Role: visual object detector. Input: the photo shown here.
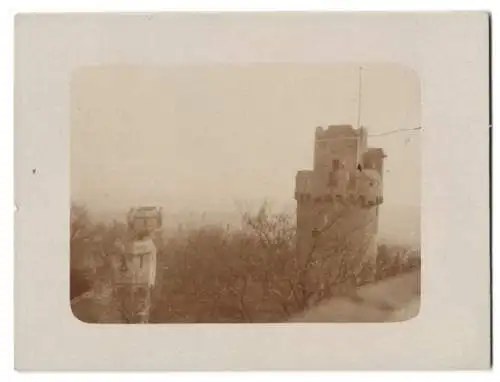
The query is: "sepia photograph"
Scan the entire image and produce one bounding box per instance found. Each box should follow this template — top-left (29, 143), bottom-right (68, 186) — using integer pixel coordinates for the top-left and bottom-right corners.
top-left (70, 63), bottom-right (421, 324)
top-left (14, 12), bottom-right (489, 370)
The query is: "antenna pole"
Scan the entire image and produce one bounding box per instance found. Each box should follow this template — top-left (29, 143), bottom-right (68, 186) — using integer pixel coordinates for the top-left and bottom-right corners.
top-left (356, 66), bottom-right (363, 166)
top-left (356, 66), bottom-right (363, 129)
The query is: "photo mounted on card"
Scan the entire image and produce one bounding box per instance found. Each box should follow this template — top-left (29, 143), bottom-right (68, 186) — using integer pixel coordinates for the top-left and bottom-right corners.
top-left (14, 12), bottom-right (491, 370)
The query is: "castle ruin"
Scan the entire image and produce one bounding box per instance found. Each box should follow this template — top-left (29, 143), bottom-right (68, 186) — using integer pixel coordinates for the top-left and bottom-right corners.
top-left (295, 125), bottom-right (385, 283)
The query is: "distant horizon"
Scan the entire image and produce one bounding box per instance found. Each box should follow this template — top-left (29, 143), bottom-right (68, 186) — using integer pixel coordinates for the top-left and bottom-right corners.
top-left (75, 199), bottom-right (421, 248)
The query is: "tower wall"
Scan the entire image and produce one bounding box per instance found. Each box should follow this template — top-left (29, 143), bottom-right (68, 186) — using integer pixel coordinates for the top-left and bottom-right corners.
top-left (295, 124), bottom-right (384, 280)
top-left (296, 200), bottom-right (378, 266)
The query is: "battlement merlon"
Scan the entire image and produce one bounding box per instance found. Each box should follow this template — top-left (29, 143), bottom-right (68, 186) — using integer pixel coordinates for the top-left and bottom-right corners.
top-left (295, 168), bottom-right (384, 207)
top-left (315, 124), bottom-right (367, 140)
top-left (314, 124), bottom-right (369, 165)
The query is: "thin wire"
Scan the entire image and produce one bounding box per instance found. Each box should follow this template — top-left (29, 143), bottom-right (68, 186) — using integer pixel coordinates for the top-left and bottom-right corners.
top-left (353, 65), bottom-right (421, 140)
top-left (367, 126), bottom-right (422, 138)
top-left (316, 127), bottom-right (422, 142)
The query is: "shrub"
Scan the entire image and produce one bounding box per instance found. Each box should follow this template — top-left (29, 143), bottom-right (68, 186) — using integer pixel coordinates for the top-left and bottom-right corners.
top-left (71, 202), bottom-right (420, 323)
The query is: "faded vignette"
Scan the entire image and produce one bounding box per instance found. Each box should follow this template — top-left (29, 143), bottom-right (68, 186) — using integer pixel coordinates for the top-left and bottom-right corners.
top-left (15, 13), bottom-right (490, 370)
top-left (69, 63), bottom-right (422, 325)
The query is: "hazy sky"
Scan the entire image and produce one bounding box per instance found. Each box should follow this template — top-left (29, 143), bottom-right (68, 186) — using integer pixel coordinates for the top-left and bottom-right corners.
top-left (71, 63), bottom-right (420, 217)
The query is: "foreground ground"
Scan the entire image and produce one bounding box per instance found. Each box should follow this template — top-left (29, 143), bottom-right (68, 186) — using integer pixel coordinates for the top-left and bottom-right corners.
top-left (71, 270), bottom-right (420, 323)
top-left (290, 270), bottom-right (420, 322)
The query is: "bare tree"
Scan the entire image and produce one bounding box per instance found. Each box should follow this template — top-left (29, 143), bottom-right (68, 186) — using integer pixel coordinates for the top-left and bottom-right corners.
top-left (70, 203), bottom-right (94, 299)
top-left (241, 201), bottom-right (378, 317)
top-left (70, 203), bottom-right (137, 322)
top-left (72, 201), bottom-right (417, 323)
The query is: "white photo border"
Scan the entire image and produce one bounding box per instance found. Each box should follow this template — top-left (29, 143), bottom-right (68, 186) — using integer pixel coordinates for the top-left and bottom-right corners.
top-left (14, 12), bottom-right (490, 371)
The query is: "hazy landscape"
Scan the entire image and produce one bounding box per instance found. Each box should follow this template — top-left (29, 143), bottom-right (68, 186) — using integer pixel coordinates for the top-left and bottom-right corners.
top-left (85, 202), bottom-right (420, 248)
top-left (70, 64), bottom-right (421, 323)
top-left (71, 201), bottom-right (420, 323)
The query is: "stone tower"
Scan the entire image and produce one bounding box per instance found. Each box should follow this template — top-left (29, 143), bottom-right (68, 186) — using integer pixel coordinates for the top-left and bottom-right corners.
top-left (295, 125), bottom-right (385, 281)
top-left (110, 206), bottom-right (163, 323)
